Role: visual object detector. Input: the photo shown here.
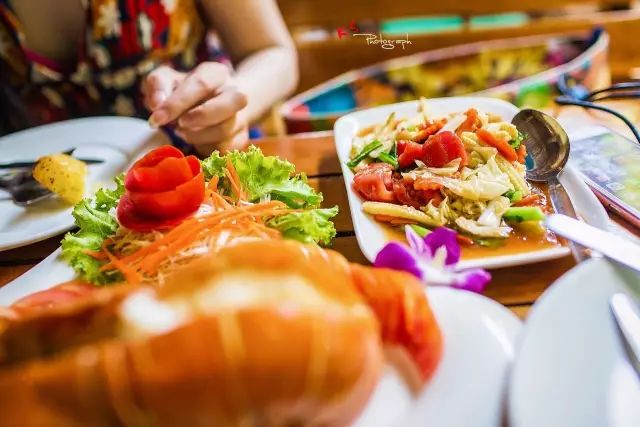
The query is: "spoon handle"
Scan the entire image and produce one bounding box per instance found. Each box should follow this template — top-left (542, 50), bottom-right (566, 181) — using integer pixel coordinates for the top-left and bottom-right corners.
top-left (548, 175), bottom-right (590, 262)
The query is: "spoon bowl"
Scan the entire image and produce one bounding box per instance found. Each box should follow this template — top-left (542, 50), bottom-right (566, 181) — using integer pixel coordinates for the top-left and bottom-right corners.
top-left (511, 109), bottom-right (571, 182)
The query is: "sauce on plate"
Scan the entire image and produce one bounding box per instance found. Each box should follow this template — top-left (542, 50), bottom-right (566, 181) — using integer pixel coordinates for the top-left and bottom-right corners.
top-left (381, 183), bottom-right (565, 259)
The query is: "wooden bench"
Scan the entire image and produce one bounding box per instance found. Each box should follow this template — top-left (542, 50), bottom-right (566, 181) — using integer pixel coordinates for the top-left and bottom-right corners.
top-left (277, 0), bottom-right (640, 92)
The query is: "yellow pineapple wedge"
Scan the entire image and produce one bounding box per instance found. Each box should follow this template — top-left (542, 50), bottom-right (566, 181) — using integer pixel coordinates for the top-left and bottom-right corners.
top-left (32, 154), bottom-right (87, 204)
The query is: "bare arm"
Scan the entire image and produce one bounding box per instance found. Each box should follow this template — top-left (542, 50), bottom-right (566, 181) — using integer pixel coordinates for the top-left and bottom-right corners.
top-left (199, 0), bottom-right (298, 122)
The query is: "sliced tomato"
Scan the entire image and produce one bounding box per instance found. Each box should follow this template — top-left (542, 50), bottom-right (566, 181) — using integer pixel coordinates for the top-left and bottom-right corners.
top-left (392, 176), bottom-right (441, 209)
top-left (131, 145), bottom-right (184, 169)
top-left (398, 141), bottom-right (424, 168)
top-left (396, 140), bottom-right (408, 156)
top-left (125, 156), bottom-right (195, 192)
top-left (127, 172), bottom-right (205, 219)
top-left (117, 193), bottom-right (192, 232)
top-left (352, 163), bottom-right (395, 203)
top-left (11, 281), bottom-right (96, 312)
top-left (421, 131), bottom-right (467, 169)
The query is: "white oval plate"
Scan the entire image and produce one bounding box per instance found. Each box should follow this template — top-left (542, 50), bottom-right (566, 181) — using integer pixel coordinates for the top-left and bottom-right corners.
top-left (333, 97), bottom-right (608, 269)
top-left (0, 117), bottom-right (168, 251)
top-left (0, 264), bottom-right (521, 427)
top-left (509, 257), bottom-right (640, 427)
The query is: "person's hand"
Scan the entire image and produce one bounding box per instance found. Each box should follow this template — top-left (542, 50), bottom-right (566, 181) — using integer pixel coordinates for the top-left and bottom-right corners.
top-left (143, 63), bottom-right (249, 156)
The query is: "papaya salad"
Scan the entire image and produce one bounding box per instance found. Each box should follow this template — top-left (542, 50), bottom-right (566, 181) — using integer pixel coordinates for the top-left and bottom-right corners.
top-left (61, 145), bottom-right (338, 286)
top-left (349, 99), bottom-right (549, 247)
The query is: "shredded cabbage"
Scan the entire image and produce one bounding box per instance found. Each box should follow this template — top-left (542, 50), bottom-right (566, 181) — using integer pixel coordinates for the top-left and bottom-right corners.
top-left (455, 217), bottom-right (512, 238)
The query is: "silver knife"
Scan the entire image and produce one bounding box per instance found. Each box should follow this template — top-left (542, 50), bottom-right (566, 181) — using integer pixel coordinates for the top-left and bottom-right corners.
top-left (610, 293), bottom-right (640, 378)
top-left (546, 214), bottom-right (640, 274)
top-left (548, 173), bottom-right (589, 262)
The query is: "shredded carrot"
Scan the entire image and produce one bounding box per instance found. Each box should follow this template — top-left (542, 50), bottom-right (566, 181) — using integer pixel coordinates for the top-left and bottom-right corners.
top-left (476, 128), bottom-right (518, 162)
top-left (456, 108), bottom-right (480, 135)
top-left (99, 201), bottom-right (291, 282)
top-left (513, 194), bottom-right (540, 207)
top-left (101, 242), bottom-right (141, 285)
top-left (517, 144), bottom-right (527, 164)
top-left (414, 178), bottom-right (443, 191)
top-left (456, 234), bottom-right (474, 246)
top-left (83, 249), bottom-right (108, 260)
top-left (225, 159), bottom-right (246, 201)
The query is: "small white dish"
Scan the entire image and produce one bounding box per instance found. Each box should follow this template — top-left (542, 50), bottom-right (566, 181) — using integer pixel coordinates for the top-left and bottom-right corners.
top-left (509, 257), bottom-right (640, 427)
top-left (356, 287), bottom-right (522, 427)
top-left (333, 97), bottom-right (607, 269)
top-left (0, 117), bottom-right (168, 251)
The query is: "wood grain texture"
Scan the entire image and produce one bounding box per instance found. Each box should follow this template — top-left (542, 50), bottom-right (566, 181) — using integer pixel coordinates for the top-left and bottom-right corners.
top-left (292, 11), bottom-right (640, 91)
top-left (508, 304), bottom-right (532, 320)
top-left (277, 0), bottom-right (632, 27)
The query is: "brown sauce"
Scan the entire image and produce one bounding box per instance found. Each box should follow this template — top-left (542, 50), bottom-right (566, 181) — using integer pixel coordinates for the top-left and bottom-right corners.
top-left (380, 183), bottom-right (565, 260)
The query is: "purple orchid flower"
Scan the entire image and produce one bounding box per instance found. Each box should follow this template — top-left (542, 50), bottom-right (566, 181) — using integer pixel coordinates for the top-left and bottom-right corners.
top-left (374, 226), bottom-right (491, 293)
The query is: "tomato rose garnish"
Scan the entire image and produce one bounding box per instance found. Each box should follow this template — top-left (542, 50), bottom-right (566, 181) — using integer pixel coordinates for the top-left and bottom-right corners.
top-left (117, 145), bottom-right (205, 232)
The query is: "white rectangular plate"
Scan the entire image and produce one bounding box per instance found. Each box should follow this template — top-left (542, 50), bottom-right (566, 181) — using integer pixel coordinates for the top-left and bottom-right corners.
top-left (334, 97), bottom-right (607, 269)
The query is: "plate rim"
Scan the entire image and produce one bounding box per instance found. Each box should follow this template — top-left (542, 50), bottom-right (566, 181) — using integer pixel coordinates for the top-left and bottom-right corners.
top-left (507, 256), bottom-right (640, 427)
top-left (0, 117), bottom-right (166, 251)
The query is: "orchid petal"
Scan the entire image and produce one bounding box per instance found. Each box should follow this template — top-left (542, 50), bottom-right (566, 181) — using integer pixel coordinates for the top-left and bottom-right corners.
top-left (424, 227), bottom-right (460, 266)
top-left (451, 269), bottom-right (492, 293)
top-left (404, 225), bottom-right (429, 257)
top-left (374, 242), bottom-right (423, 279)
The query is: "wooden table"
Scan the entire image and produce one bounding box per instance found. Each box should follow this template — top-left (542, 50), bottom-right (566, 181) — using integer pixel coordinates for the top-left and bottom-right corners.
top-left (1, 100), bottom-right (639, 319)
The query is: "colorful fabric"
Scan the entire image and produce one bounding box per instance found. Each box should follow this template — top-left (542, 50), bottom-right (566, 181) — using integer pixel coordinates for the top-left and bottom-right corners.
top-left (0, 0), bottom-right (230, 134)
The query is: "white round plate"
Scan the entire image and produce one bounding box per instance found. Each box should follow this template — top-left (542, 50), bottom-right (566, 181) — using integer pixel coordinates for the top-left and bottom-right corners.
top-left (510, 257), bottom-right (640, 427)
top-left (333, 97), bottom-right (609, 269)
top-left (0, 262), bottom-right (521, 427)
top-left (356, 287), bottom-right (522, 427)
top-left (0, 117), bottom-right (168, 251)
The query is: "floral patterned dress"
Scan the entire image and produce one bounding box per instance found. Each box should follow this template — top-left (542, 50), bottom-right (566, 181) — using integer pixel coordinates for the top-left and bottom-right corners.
top-left (0, 0), bottom-right (229, 134)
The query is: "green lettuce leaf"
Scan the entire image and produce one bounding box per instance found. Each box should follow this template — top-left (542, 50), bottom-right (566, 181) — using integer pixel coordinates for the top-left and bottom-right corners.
top-left (201, 145), bottom-right (322, 208)
top-left (60, 174), bottom-right (125, 285)
top-left (201, 151), bottom-right (227, 179)
top-left (266, 207), bottom-right (338, 246)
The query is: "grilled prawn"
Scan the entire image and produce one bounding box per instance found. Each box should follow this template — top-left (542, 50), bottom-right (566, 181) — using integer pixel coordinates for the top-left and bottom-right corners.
top-left (0, 239), bottom-right (442, 426)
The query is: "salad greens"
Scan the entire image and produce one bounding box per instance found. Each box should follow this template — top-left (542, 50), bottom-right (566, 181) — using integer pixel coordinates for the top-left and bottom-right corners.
top-left (509, 131), bottom-right (527, 150)
top-left (347, 140), bottom-right (383, 169)
top-left (61, 174), bottom-right (124, 285)
top-left (62, 146), bottom-right (338, 285)
top-left (202, 146), bottom-right (322, 208)
top-left (267, 207), bottom-right (338, 246)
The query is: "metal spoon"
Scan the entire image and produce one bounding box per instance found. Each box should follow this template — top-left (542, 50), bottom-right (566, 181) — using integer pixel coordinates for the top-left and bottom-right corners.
top-left (511, 109), bottom-right (588, 261)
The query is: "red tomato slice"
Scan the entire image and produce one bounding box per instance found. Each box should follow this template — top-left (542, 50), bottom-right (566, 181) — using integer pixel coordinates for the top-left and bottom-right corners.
top-left (421, 131), bottom-right (467, 169)
top-left (398, 141), bottom-right (424, 168)
top-left (117, 194), bottom-right (192, 232)
top-left (131, 145), bottom-right (184, 169)
top-left (397, 140), bottom-right (408, 155)
top-left (127, 172), bottom-right (205, 219)
top-left (125, 156), bottom-right (195, 192)
top-left (11, 281), bottom-right (96, 312)
top-left (352, 163), bottom-right (395, 203)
